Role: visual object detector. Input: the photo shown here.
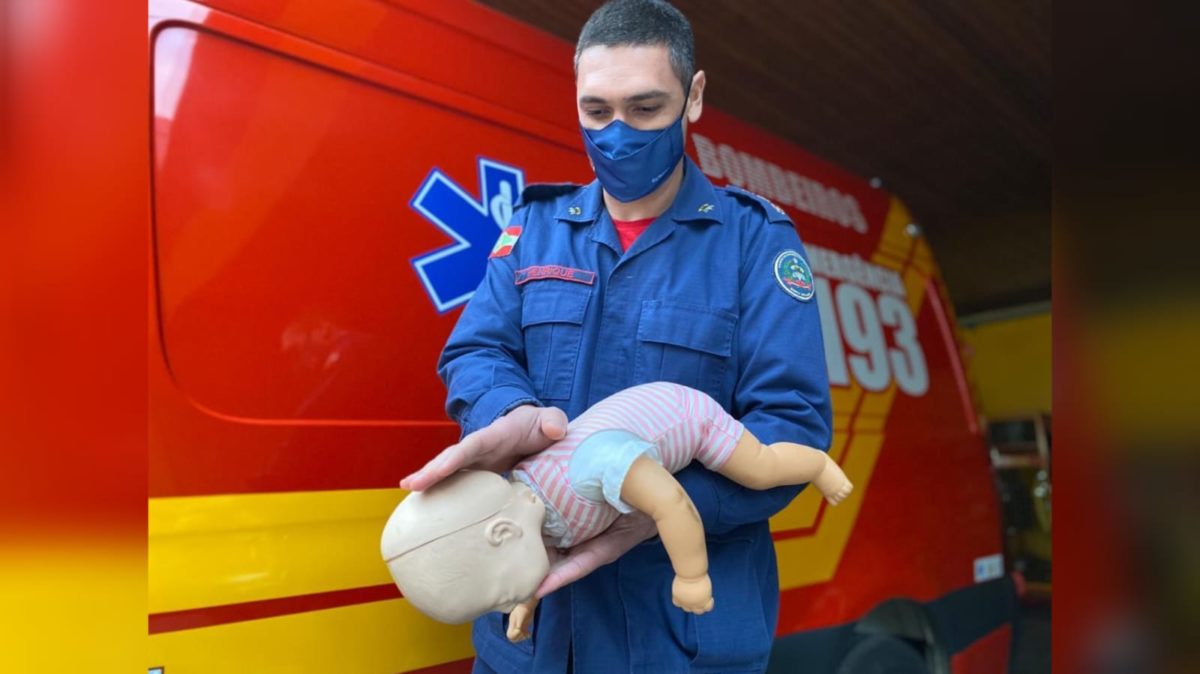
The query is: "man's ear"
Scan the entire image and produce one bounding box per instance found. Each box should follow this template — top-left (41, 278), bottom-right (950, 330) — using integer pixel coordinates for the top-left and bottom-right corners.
top-left (687, 70), bottom-right (706, 124)
top-left (485, 518), bottom-right (523, 546)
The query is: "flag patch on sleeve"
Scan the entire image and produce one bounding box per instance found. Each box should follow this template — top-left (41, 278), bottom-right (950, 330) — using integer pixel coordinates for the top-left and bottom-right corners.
top-left (489, 225), bottom-right (523, 259)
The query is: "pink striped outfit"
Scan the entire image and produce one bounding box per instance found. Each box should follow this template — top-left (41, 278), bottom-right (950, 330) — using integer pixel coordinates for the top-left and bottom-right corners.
top-left (511, 381), bottom-right (745, 548)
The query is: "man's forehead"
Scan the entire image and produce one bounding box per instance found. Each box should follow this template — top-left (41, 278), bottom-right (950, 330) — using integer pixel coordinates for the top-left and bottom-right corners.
top-left (575, 44), bottom-right (680, 99)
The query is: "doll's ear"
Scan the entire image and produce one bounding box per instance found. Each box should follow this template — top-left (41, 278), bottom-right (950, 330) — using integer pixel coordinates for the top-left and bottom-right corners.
top-left (484, 518), bottom-right (523, 546)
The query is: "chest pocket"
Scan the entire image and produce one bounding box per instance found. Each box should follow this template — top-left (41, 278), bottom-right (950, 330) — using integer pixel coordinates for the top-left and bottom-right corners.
top-left (521, 283), bottom-right (591, 402)
top-left (636, 300), bottom-right (736, 400)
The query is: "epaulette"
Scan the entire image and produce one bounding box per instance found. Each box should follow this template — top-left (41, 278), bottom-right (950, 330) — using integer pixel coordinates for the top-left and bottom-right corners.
top-left (518, 182), bottom-right (582, 208)
top-left (721, 184), bottom-right (794, 224)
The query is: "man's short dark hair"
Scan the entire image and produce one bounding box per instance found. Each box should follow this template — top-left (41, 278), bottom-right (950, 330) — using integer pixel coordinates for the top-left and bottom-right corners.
top-left (574, 0), bottom-right (696, 95)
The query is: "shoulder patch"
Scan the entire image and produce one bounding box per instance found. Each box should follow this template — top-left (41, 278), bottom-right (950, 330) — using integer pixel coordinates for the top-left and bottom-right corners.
top-left (518, 182), bottom-right (581, 208)
top-left (722, 184), bottom-right (793, 224)
top-left (773, 250), bottom-right (815, 301)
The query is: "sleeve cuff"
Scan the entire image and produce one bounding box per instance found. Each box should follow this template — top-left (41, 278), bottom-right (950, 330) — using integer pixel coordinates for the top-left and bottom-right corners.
top-left (463, 385), bottom-right (541, 435)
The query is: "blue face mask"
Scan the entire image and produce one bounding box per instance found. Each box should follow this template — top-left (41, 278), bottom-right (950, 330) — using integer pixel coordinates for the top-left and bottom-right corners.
top-left (581, 104), bottom-right (687, 203)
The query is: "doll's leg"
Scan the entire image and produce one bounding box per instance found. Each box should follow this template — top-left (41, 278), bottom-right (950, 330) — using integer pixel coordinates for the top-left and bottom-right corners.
top-left (718, 429), bottom-right (854, 505)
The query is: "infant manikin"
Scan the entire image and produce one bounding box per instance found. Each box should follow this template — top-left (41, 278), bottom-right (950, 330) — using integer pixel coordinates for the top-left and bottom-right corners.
top-left (381, 382), bottom-right (852, 642)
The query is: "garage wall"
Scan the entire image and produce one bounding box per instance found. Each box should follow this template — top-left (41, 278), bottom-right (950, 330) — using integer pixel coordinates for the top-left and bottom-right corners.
top-left (960, 311), bottom-right (1051, 418)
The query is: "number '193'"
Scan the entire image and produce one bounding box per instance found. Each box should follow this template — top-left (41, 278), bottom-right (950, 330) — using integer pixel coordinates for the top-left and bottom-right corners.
top-left (815, 277), bottom-right (929, 396)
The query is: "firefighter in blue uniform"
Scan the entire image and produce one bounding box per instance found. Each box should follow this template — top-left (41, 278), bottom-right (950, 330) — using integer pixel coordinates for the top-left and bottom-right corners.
top-left (401, 1), bottom-right (831, 671)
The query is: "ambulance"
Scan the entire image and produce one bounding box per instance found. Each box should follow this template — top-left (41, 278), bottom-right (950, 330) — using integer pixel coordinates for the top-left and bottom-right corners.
top-left (148, 0), bottom-right (1018, 671)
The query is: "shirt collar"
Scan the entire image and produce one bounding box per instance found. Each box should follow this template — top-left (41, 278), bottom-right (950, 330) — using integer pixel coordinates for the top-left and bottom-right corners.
top-left (555, 155), bottom-right (722, 225)
top-left (668, 155), bottom-right (722, 224)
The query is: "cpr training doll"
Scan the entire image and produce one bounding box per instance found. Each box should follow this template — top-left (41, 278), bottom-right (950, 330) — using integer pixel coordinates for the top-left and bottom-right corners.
top-left (381, 381), bottom-right (852, 643)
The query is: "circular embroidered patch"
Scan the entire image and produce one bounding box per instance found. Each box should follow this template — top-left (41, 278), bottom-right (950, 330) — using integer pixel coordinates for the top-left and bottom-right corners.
top-left (773, 250), bottom-right (815, 302)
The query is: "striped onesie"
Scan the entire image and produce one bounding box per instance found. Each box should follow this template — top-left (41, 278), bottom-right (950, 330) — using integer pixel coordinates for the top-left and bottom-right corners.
top-left (511, 382), bottom-right (745, 548)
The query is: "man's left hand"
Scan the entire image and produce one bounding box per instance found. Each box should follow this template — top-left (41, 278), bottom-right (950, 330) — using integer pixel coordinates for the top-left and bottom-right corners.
top-left (534, 512), bottom-right (657, 598)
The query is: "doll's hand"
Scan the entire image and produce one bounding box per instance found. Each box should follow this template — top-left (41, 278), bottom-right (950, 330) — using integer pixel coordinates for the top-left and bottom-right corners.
top-left (534, 512), bottom-right (656, 598)
top-left (401, 404), bottom-right (567, 491)
top-left (672, 574), bottom-right (714, 615)
top-left (506, 598), bottom-right (538, 643)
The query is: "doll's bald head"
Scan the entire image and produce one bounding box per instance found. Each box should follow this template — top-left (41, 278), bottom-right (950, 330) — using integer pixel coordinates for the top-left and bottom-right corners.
top-left (381, 471), bottom-right (549, 623)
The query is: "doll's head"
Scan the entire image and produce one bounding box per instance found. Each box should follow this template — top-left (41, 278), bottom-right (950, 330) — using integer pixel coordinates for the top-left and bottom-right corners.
top-left (380, 470), bottom-right (549, 624)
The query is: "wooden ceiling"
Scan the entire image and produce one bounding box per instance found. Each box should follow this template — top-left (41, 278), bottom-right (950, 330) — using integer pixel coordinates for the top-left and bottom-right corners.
top-left (478, 0), bottom-right (1050, 314)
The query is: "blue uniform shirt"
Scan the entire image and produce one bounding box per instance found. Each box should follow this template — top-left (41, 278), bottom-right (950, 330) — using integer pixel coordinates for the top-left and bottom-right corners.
top-left (438, 156), bottom-right (833, 674)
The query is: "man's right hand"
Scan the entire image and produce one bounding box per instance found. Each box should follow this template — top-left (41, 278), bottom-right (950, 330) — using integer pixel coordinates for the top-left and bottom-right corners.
top-left (399, 404), bottom-right (568, 492)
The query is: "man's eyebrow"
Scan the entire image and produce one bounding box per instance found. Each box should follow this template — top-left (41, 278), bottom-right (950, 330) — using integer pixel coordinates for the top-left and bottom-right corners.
top-left (624, 90), bottom-right (669, 103)
top-left (578, 90), bottom-right (671, 105)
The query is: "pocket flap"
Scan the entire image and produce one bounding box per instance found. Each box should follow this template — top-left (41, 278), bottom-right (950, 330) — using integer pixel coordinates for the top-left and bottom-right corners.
top-left (638, 301), bottom-right (736, 357)
top-left (521, 285), bottom-right (591, 328)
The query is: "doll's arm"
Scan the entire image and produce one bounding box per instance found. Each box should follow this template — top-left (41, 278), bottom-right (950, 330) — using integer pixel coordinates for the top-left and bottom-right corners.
top-left (506, 596), bottom-right (539, 643)
top-left (620, 456), bottom-right (714, 614)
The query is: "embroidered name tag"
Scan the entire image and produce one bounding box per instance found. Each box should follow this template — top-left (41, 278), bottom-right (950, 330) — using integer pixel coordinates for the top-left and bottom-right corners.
top-left (515, 265), bottom-right (596, 286)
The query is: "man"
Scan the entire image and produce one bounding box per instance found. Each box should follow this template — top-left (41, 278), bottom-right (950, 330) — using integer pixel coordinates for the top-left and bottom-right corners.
top-left (401, 0), bottom-right (832, 671)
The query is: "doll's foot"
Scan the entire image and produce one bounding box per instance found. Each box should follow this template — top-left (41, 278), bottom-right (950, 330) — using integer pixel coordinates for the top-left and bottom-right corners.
top-left (814, 454), bottom-right (853, 506)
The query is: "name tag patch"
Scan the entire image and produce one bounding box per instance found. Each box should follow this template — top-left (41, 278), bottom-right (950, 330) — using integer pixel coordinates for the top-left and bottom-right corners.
top-left (515, 265), bottom-right (596, 286)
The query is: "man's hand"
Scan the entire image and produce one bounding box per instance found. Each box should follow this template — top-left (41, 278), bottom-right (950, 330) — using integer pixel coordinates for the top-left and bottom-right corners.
top-left (400, 404), bottom-right (567, 491)
top-left (533, 512), bottom-right (657, 599)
